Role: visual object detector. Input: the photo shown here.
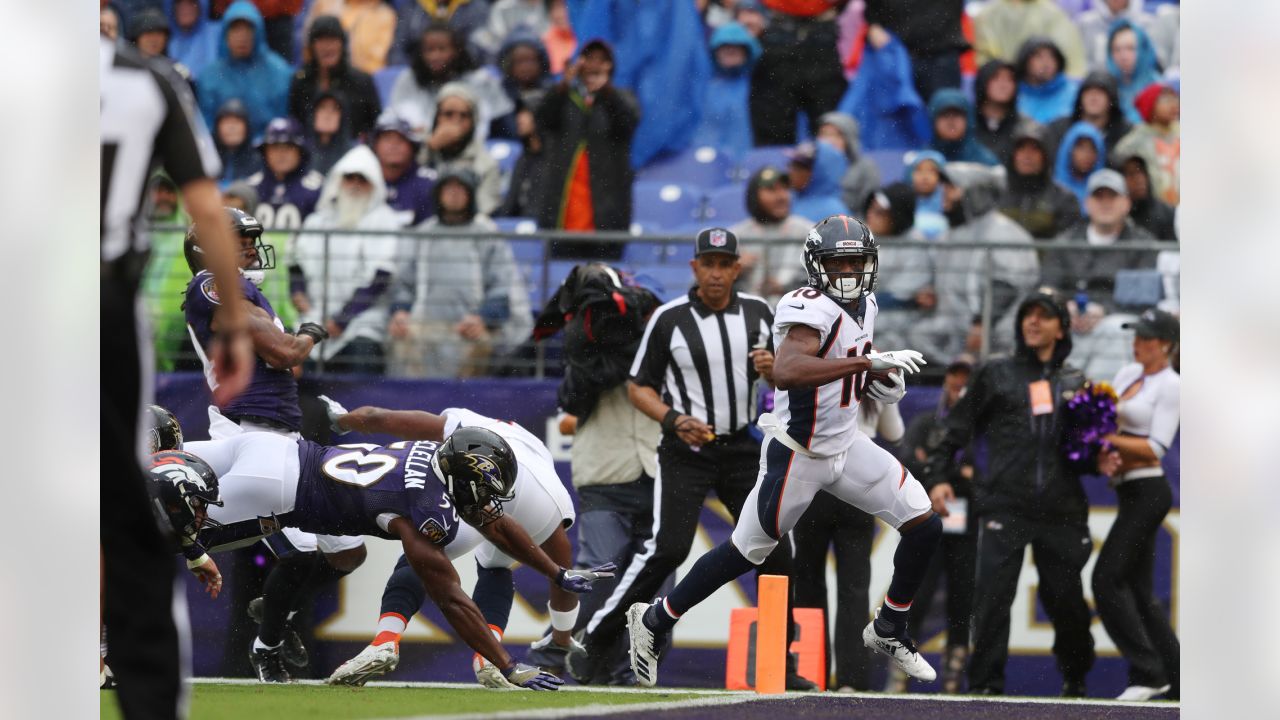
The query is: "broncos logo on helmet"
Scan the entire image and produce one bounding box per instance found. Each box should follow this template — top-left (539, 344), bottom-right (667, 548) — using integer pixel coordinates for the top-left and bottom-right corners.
top-left (802, 215), bottom-right (879, 304)
top-left (147, 451), bottom-right (224, 543)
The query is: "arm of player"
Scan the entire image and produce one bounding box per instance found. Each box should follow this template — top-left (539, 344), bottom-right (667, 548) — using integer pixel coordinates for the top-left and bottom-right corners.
top-left (771, 325), bottom-right (872, 391)
top-left (390, 516), bottom-right (514, 669)
top-left (336, 406), bottom-right (448, 440)
top-left (477, 514), bottom-right (563, 580)
top-left (241, 305), bottom-right (320, 369)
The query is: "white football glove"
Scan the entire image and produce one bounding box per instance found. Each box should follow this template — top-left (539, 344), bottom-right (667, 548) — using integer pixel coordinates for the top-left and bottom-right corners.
top-left (867, 349), bottom-right (927, 374)
top-left (866, 369), bottom-right (907, 404)
top-left (316, 394), bottom-right (350, 435)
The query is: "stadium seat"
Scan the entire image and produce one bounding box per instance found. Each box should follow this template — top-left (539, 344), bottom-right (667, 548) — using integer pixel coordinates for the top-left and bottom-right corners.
top-left (702, 183), bottom-right (748, 225)
top-left (623, 237), bottom-right (696, 265)
top-left (736, 146), bottom-right (791, 182)
top-left (486, 139), bottom-right (524, 176)
top-left (627, 263), bottom-right (693, 302)
top-left (526, 259), bottom-right (581, 310)
top-left (1113, 269), bottom-right (1165, 308)
top-left (373, 65), bottom-right (406, 107)
top-left (867, 149), bottom-right (909, 183)
top-left (635, 146), bottom-right (735, 189)
top-left (493, 217), bottom-right (538, 236)
top-left (632, 181), bottom-right (705, 230)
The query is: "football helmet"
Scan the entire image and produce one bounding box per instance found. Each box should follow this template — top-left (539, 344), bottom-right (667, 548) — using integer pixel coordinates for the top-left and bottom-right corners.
top-left (430, 427), bottom-right (518, 526)
top-left (147, 451), bottom-right (224, 542)
top-left (256, 116), bottom-right (308, 153)
top-left (184, 207), bottom-right (276, 282)
top-left (147, 404), bottom-right (184, 453)
top-left (802, 215), bottom-right (879, 303)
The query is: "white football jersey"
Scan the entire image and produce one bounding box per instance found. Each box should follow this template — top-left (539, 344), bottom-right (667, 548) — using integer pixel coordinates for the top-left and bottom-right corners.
top-left (771, 288), bottom-right (880, 457)
top-left (441, 408), bottom-right (556, 471)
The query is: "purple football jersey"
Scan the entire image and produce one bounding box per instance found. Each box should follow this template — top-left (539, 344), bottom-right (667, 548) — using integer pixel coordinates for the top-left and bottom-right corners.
top-left (384, 164), bottom-right (437, 226)
top-left (248, 168), bottom-right (323, 229)
top-left (184, 271), bottom-right (303, 430)
top-left (291, 438), bottom-right (459, 543)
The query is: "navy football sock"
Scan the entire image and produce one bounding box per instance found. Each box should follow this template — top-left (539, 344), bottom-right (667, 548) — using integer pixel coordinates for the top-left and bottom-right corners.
top-left (380, 554), bottom-right (427, 621)
top-left (646, 541), bottom-right (756, 633)
top-left (471, 564), bottom-right (514, 631)
top-left (259, 551), bottom-right (318, 646)
top-left (878, 513), bottom-right (942, 635)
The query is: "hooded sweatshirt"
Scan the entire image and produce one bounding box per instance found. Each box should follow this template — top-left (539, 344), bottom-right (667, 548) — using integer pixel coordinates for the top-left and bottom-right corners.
top-left (420, 82), bottom-right (504, 216)
top-left (729, 168), bottom-right (815, 295)
top-left (929, 88), bottom-right (1000, 166)
top-left (693, 22), bottom-right (761, 163)
top-left (213, 99), bottom-right (262, 186)
top-left (818, 112), bottom-right (881, 217)
top-left (294, 145), bottom-right (404, 359)
top-left (490, 31), bottom-right (553, 139)
top-left (997, 121), bottom-right (1081, 239)
top-left (905, 150), bottom-right (948, 240)
top-left (1053, 121), bottom-right (1106, 209)
top-left (388, 28), bottom-right (513, 144)
top-left (867, 182), bottom-right (931, 306)
top-left (1105, 19), bottom-right (1162, 125)
top-left (1117, 152), bottom-right (1176, 240)
top-left (1015, 36), bottom-right (1080, 124)
top-left (973, 59), bottom-right (1028, 165)
top-left (1045, 71), bottom-right (1133, 163)
top-left (974, 0), bottom-right (1087, 77)
top-left (164, 0), bottom-right (221, 78)
top-left (288, 16), bottom-right (383, 139)
top-left (835, 31), bottom-right (931, 150)
top-left (1114, 83), bottom-right (1179, 205)
top-left (196, 0), bottom-right (293, 136)
top-left (1078, 0), bottom-right (1166, 72)
top-left (791, 141), bottom-right (850, 223)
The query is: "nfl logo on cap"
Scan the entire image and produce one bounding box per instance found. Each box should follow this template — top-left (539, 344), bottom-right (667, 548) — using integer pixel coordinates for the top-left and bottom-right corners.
top-left (710, 229), bottom-right (727, 247)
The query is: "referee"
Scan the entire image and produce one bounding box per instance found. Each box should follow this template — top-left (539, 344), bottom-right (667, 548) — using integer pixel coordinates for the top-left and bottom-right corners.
top-left (573, 228), bottom-right (810, 689)
top-left (101, 37), bottom-right (252, 719)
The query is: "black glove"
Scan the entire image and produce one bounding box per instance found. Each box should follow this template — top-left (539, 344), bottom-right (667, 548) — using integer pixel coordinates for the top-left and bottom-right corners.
top-left (297, 322), bottom-right (329, 344)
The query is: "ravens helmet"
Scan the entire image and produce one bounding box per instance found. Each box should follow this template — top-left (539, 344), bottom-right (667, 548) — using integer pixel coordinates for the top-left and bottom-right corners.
top-left (147, 404), bottom-right (184, 453)
top-left (802, 215), bottom-right (879, 304)
top-left (184, 207), bottom-right (275, 282)
top-left (431, 427), bottom-right (518, 526)
top-left (147, 451), bottom-right (224, 543)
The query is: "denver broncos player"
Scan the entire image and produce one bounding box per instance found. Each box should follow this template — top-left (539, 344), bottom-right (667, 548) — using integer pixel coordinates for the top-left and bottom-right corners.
top-left (625, 216), bottom-right (943, 687)
top-left (148, 426), bottom-right (612, 690)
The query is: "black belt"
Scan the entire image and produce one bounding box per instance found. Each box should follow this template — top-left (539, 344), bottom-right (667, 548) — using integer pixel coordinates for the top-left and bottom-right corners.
top-left (662, 426), bottom-right (753, 446)
top-left (228, 414), bottom-right (296, 433)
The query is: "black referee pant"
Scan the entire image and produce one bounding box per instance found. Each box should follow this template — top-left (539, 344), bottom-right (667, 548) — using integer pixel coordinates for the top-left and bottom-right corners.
top-left (584, 431), bottom-right (795, 657)
top-left (102, 279), bottom-right (186, 720)
top-left (968, 511), bottom-right (1096, 694)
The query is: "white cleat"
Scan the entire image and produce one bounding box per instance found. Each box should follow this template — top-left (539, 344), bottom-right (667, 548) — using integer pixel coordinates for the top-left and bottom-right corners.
top-left (626, 603), bottom-right (661, 688)
top-left (1117, 684), bottom-right (1171, 701)
top-left (473, 655), bottom-right (518, 689)
top-left (326, 641), bottom-right (399, 686)
top-left (862, 621), bottom-right (936, 683)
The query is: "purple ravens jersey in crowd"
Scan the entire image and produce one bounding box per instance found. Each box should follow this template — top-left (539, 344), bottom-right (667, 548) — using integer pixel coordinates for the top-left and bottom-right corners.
top-left (248, 168), bottom-right (324, 229)
top-left (184, 270), bottom-right (303, 430)
top-left (291, 438), bottom-right (459, 544)
top-left (384, 163), bottom-right (437, 226)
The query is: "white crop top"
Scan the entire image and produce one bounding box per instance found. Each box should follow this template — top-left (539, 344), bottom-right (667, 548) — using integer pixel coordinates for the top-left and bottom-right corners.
top-left (1112, 363), bottom-right (1181, 459)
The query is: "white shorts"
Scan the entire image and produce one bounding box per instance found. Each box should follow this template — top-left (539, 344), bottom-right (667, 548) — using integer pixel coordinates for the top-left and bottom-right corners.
top-left (447, 445), bottom-right (576, 569)
top-left (731, 432), bottom-right (931, 565)
top-left (200, 406), bottom-right (365, 555)
top-left (185, 433), bottom-right (301, 531)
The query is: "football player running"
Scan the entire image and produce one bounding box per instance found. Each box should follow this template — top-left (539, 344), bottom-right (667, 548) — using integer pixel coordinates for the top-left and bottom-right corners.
top-left (147, 426), bottom-right (612, 690)
top-left (625, 215), bottom-right (943, 687)
top-left (317, 399), bottom-right (598, 688)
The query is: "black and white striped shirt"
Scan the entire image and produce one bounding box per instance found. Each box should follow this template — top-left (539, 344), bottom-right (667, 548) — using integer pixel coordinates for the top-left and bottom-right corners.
top-left (630, 288), bottom-right (774, 436)
top-left (100, 37), bottom-right (220, 286)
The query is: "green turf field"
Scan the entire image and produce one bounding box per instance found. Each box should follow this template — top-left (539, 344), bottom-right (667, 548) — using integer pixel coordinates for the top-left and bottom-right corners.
top-left (100, 683), bottom-right (705, 720)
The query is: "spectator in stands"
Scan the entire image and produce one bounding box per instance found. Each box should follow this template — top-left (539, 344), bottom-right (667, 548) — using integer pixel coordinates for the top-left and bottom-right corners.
top-left (1044, 169), bottom-right (1156, 310)
top-left (166, 0), bottom-right (221, 79)
top-left (693, 22), bottom-right (762, 164)
top-left (494, 101), bottom-right (545, 219)
top-left (729, 166), bottom-right (813, 296)
top-left (749, 0), bottom-right (847, 145)
top-left (541, 0), bottom-right (577, 74)
top-left (1054, 122), bottom-right (1106, 210)
top-left (535, 40), bottom-right (639, 259)
top-left (293, 145), bottom-right (403, 373)
top-left (129, 8), bottom-right (170, 59)
top-left (141, 173), bottom-right (190, 371)
top-left (816, 112), bottom-right (881, 218)
top-left (210, 0), bottom-right (301, 62)
top-left (787, 141), bottom-right (848, 224)
top-left (373, 116), bottom-right (437, 227)
top-left (974, 60), bottom-right (1027, 165)
top-left (862, 183), bottom-right (933, 352)
top-left (248, 117), bottom-right (326, 229)
top-left (1115, 82), bottom-right (1179, 206)
top-left (929, 89), bottom-right (1000, 166)
top-left (997, 121), bottom-right (1081, 239)
top-left (1064, 295), bottom-right (1133, 382)
top-left (303, 0), bottom-right (397, 74)
top-left (221, 180), bottom-right (259, 213)
top-left (1118, 151), bottom-right (1176, 240)
top-left (387, 0), bottom-right (490, 68)
top-left (388, 168), bottom-right (531, 378)
top-left (305, 91), bottom-right (355, 177)
top-left (1106, 20), bottom-right (1162, 125)
top-left (213, 99), bottom-right (261, 186)
top-left (198, 0), bottom-right (292, 137)
top-left (974, 0), bottom-right (1086, 78)
top-left (734, 0), bottom-right (767, 38)
top-left (472, 0), bottom-right (549, 64)
top-left (1079, 0), bottom-right (1176, 74)
top-left (906, 150), bottom-right (949, 241)
top-left (835, 24), bottom-right (931, 151)
top-left (863, 0), bottom-right (968, 104)
top-left (490, 32), bottom-right (552, 141)
top-left (1044, 71), bottom-right (1132, 164)
top-left (896, 356), bottom-right (977, 694)
top-left (389, 22), bottom-right (513, 142)
top-left (419, 83), bottom-right (503, 216)
top-left (288, 17), bottom-right (382, 140)
top-left (1015, 37), bottom-right (1080, 125)
top-left (101, 3), bottom-right (122, 41)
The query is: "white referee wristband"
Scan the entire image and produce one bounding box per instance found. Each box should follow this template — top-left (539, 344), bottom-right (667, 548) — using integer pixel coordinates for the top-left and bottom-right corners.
top-left (549, 604), bottom-right (579, 632)
top-left (186, 553), bottom-right (211, 570)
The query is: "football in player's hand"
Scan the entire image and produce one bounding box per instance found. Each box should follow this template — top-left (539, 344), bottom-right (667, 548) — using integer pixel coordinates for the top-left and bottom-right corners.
top-left (866, 367), bottom-right (900, 388)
